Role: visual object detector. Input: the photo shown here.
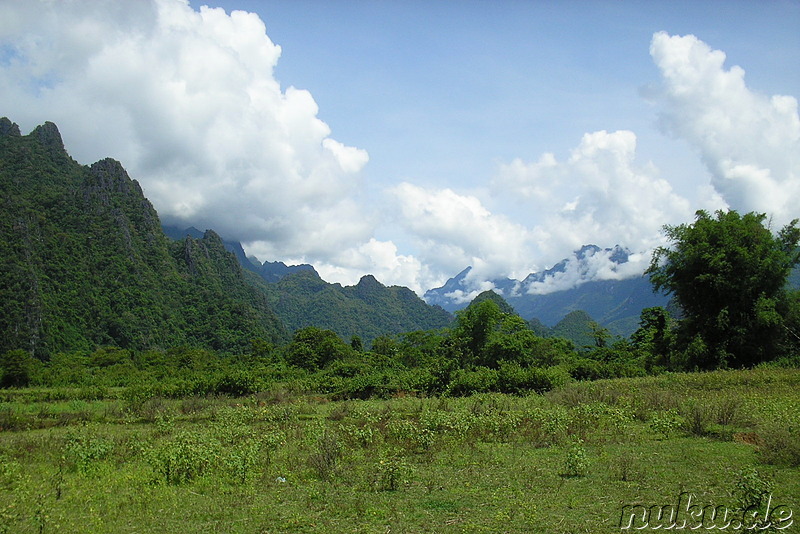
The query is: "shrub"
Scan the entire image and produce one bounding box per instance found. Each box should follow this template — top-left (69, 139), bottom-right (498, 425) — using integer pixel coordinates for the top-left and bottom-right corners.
top-left (341, 423), bottom-right (378, 448)
top-left (757, 404), bottom-right (800, 466)
top-left (376, 451), bottom-right (412, 491)
top-left (713, 394), bottom-right (743, 426)
top-left (222, 439), bottom-right (262, 485)
top-left (0, 454), bottom-right (23, 489)
top-left (334, 372), bottom-right (390, 400)
top-left (562, 439), bottom-right (589, 477)
top-left (611, 451), bottom-right (640, 482)
top-left (0, 405), bottom-right (26, 431)
top-left (681, 400), bottom-right (713, 436)
top-left (649, 409), bottom-right (683, 439)
top-left (63, 429), bottom-right (114, 474)
top-left (446, 367), bottom-right (498, 396)
top-left (148, 430), bottom-right (219, 485)
top-left (0, 350), bottom-right (35, 388)
top-left (386, 419), bottom-right (435, 452)
top-left (497, 362), bottom-right (558, 394)
top-left (211, 370), bottom-right (261, 397)
top-left (122, 383), bottom-right (156, 414)
top-left (526, 406), bottom-right (572, 446)
top-left (308, 429), bottom-right (342, 481)
top-left (734, 468), bottom-right (774, 510)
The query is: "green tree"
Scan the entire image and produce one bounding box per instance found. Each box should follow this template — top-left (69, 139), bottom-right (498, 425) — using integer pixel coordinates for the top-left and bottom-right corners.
top-left (451, 299), bottom-right (505, 366)
top-left (647, 210), bottom-right (800, 369)
top-left (350, 335), bottom-right (364, 352)
top-left (284, 327), bottom-right (353, 370)
top-left (631, 307), bottom-right (673, 368)
top-left (588, 321), bottom-right (611, 348)
top-left (0, 349), bottom-right (36, 387)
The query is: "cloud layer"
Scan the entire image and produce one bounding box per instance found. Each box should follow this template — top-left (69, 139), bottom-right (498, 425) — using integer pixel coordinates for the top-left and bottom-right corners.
top-left (1, 1), bottom-right (796, 296)
top-left (0, 0), bottom-right (373, 268)
top-left (493, 129), bottom-right (694, 268)
top-left (649, 31), bottom-right (799, 227)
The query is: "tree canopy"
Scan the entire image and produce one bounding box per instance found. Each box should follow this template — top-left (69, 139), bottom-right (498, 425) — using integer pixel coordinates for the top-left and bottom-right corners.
top-left (647, 210), bottom-right (800, 369)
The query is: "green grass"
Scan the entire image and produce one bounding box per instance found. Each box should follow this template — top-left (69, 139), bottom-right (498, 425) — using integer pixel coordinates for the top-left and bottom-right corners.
top-left (1, 368), bottom-right (799, 533)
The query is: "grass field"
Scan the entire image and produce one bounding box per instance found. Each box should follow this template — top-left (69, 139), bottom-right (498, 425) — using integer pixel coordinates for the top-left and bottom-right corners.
top-left (1, 368), bottom-right (798, 533)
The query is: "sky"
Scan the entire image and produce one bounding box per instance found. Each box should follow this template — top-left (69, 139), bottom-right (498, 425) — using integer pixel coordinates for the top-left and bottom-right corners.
top-left (0, 0), bottom-right (798, 296)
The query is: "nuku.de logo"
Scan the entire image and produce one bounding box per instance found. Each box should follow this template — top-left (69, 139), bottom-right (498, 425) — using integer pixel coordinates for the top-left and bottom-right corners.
top-left (619, 492), bottom-right (794, 530)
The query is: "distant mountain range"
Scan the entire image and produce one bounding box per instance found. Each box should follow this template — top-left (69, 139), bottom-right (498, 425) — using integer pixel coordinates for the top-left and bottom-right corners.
top-left (6, 117), bottom-right (793, 355)
top-left (162, 225), bottom-right (452, 343)
top-left (162, 225), bottom-right (318, 283)
top-left (425, 245), bottom-right (670, 337)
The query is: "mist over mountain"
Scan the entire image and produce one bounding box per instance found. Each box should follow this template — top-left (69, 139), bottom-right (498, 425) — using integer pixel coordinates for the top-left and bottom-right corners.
top-left (163, 224), bottom-right (318, 284)
top-left (425, 245), bottom-right (669, 336)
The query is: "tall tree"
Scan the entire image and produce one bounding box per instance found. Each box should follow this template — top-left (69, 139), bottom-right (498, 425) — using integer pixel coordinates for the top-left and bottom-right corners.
top-left (647, 210), bottom-right (800, 369)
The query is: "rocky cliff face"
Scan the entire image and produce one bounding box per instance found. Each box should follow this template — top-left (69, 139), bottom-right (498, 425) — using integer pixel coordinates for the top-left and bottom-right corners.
top-left (0, 118), bottom-right (288, 356)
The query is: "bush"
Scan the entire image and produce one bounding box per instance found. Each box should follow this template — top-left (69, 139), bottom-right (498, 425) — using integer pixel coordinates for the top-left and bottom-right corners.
top-left (376, 451), bottom-right (412, 491)
top-left (562, 438), bottom-right (589, 477)
top-left (333, 372), bottom-right (389, 400)
top-left (63, 430), bottom-right (114, 474)
top-left (734, 468), bottom-right (774, 510)
top-left (308, 430), bottom-right (342, 481)
top-left (148, 430), bottom-right (219, 485)
top-left (757, 404), bottom-right (800, 466)
top-left (681, 400), bottom-right (713, 436)
top-left (285, 327), bottom-right (353, 371)
top-left (446, 367), bottom-right (498, 396)
top-left (211, 370), bottom-right (262, 397)
top-left (0, 350), bottom-right (35, 388)
top-left (497, 362), bottom-right (559, 394)
top-left (649, 409), bottom-right (683, 439)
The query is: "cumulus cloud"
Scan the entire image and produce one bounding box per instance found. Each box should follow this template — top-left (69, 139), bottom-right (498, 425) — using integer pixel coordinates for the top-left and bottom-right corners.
top-left (388, 127), bottom-right (695, 297)
top-left (0, 0), bottom-right (379, 268)
top-left (305, 238), bottom-right (430, 294)
top-left (491, 129), bottom-right (694, 277)
top-left (2, 7), bottom-right (795, 300)
top-left (526, 248), bottom-right (650, 296)
top-left (390, 183), bottom-right (538, 282)
top-left (649, 31), bottom-right (800, 226)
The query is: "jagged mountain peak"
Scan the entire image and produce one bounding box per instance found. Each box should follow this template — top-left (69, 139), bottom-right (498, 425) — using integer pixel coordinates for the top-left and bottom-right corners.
top-left (424, 244), bottom-right (664, 337)
top-left (87, 158), bottom-right (144, 197)
top-left (32, 121), bottom-right (64, 149)
top-left (0, 118), bottom-right (289, 355)
top-left (31, 121), bottom-right (72, 163)
top-left (0, 117), bottom-right (21, 137)
top-left (428, 244), bottom-right (634, 310)
top-left (357, 274), bottom-right (383, 288)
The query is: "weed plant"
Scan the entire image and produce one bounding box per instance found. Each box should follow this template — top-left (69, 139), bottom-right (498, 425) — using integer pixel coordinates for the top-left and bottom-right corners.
top-left (0, 368), bottom-right (798, 532)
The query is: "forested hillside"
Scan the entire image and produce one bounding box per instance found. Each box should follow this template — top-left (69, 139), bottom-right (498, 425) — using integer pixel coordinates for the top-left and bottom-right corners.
top-left (260, 271), bottom-right (453, 346)
top-left (163, 228), bottom-right (453, 345)
top-left (0, 118), bottom-right (453, 356)
top-left (0, 118), bottom-right (287, 356)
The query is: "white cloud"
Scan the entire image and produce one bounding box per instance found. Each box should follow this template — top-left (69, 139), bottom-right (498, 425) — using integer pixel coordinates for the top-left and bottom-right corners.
top-left (389, 182), bottom-right (538, 282)
top-left (0, 0), bottom-right (382, 268)
top-left (304, 238), bottom-right (430, 294)
top-left (2, 6), bottom-right (795, 301)
top-left (393, 127), bottom-right (696, 298)
top-left (526, 248), bottom-right (650, 296)
top-left (493, 129), bottom-right (694, 274)
top-left (649, 31), bottom-right (800, 226)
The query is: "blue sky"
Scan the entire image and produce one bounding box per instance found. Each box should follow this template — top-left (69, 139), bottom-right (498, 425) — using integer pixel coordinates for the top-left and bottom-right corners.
top-left (219, 0), bottom-right (798, 185)
top-left (1, 0), bottom-right (798, 295)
